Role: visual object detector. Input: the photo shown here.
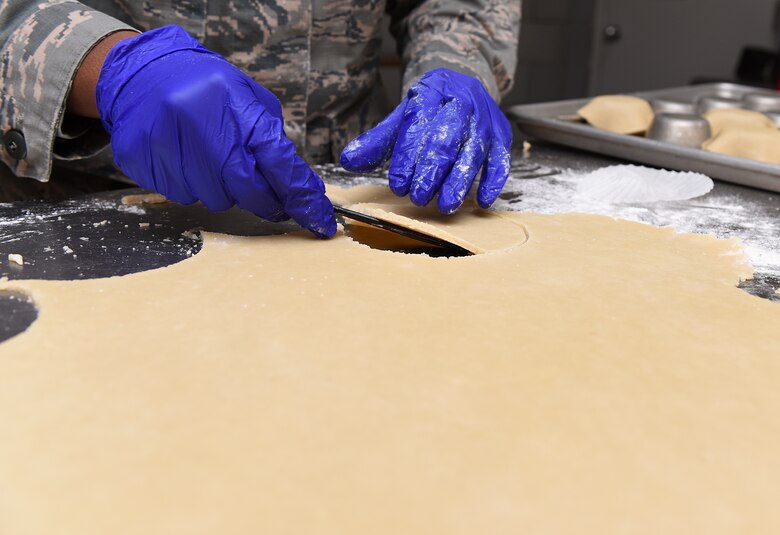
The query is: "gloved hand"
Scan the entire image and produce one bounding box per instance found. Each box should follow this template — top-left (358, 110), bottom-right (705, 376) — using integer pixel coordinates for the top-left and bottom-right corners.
top-left (96, 25), bottom-right (336, 238)
top-left (340, 68), bottom-right (512, 214)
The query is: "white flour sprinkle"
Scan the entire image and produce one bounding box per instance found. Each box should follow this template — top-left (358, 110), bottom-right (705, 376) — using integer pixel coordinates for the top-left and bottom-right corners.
top-left (495, 166), bottom-right (780, 278)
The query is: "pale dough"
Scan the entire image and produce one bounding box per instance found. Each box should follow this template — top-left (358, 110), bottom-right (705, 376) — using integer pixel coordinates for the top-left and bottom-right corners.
top-left (703, 127), bottom-right (780, 164)
top-left (577, 95), bottom-right (655, 135)
top-left (328, 187), bottom-right (528, 254)
top-left (703, 108), bottom-right (776, 136)
top-left (121, 193), bottom-right (168, 205)
top-left (1, 184), bottom-right (780, 534)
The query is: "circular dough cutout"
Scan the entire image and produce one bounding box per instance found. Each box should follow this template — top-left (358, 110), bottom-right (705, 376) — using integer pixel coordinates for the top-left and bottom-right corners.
top-left (704, 108), bottom-right (776, 136)
top-left (577, 95), bottom-right (654, 135)
top-left (0, 290), bottom-right (37, 344)
top-left (703, 127), bottom-right (780, 164)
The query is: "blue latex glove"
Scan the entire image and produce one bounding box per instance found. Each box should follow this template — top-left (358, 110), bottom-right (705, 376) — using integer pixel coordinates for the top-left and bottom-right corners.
top-left (340, 68), bottom-right (512, 214)
top-left (96, 25), bottom-right (336, 238)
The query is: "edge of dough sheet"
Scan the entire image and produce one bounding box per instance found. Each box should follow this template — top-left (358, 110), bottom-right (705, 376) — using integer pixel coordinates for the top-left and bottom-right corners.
top-left (0, 185), bottom-right (757, 345)
top-left (327, 184), bottom-right (530, 255)
top-left (0, 184), bottom-right (756, 292)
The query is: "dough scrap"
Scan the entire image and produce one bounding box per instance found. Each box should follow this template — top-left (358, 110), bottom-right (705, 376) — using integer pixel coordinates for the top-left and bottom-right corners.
top-left (2, 185), bottom-right (780, 534)
top-left (121, 193), bottom-right (168, 205)
top-left (703, 127), bottom-right (780, 164)
top-left (578, 95), bottom-right (655, 135)
top-left (704, 108), bottom-right (776, 136)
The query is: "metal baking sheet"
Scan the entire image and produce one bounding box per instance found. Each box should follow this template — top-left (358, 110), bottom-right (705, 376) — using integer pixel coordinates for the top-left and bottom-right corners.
top-left (506, 83), bottom-right (780, 193)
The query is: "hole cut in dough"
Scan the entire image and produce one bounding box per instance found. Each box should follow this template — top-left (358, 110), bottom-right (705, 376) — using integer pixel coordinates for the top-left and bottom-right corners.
top-left (577, 95), bottom-right (655, 135)
top-left (0, 290), bottom-right (37, 344)
top-left (330, 185), bottom-right (529, 255)
top-left (343, 224), bottom-right (465, 257)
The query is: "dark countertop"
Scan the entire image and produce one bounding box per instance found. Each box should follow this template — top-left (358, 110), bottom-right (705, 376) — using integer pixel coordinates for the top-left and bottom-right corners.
top-left (1, 141), bottom-right (778, 343)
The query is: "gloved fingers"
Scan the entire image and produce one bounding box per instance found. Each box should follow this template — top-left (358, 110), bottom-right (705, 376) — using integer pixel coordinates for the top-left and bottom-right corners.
top-left (111, 121), bottom-right (199, 206)
top-left (222, 157), bottom-right (289, 222)
top-left (408, 98), bottom-right (472, 207)
top-left (437, 118), bottom-right (488, 214)
top-left (245, 78), bottom-right (285, 119)
top-left (340, 102), bottom-right (406, 172)
top-left (387, 87), bottom-right (443, 197)
top-left (249, 114), bottom-right (337, 237)
top-left (158, 102), bottom-right (238, 210)
top-left (273, 156), bottom-right (336, 237)
top-left (476, 132), bottom-right (512, 209)
top-left (121, 83), bottom-right (232, 210)
top-left (158, 113), bottom-right (234, 212)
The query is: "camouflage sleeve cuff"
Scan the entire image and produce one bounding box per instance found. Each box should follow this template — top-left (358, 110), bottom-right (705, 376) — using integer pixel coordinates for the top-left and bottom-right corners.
top-left (392, 0), bottom-right (521, 103)
top-left (402, 50), bottom-right (503, 102)
top-left (0, 1), bottom-right (136, 182)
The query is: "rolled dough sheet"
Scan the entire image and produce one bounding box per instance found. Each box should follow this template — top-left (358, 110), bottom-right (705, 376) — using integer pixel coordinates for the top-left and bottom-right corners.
top-left (1, 184), bottom-right (779, 534)
top-left (577, 95), bottom-right (654, 135)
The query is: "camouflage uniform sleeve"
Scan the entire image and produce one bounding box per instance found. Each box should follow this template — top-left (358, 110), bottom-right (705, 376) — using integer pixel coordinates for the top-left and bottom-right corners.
top-left (0, 0), bottom-right (136, 182)
top-left (387, 0), bottom-right (521, 102)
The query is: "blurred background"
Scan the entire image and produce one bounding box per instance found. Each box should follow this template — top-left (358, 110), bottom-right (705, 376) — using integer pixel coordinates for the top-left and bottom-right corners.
top-left (380, 0), bottom-right (780, 106)
top-left (6, 0), bottom-right (780, 200)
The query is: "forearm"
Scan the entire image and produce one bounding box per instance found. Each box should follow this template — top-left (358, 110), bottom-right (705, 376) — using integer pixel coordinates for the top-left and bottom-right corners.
top-left (388, 0), bottom-right (521, 101)
top-left (0, 0), bottom-right (135, 181)
top-left (67, 31), bottom-right (140, 118)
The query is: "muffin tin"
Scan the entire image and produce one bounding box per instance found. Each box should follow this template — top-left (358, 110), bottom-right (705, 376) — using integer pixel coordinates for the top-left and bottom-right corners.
top-left (506, 83), bottom-right (780, 193)
top-left (647, 113), bottom-right (711, 148)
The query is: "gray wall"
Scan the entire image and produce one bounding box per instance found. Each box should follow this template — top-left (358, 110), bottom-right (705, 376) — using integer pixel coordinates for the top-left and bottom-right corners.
top-left (380, 0), bottom-right (780, 108)
top-left (505, 0), bottom-right (595, 106)
top-left (589, 0), bottom-right (780, 94)
top-left (378, 0), bottom-right (596, 108)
